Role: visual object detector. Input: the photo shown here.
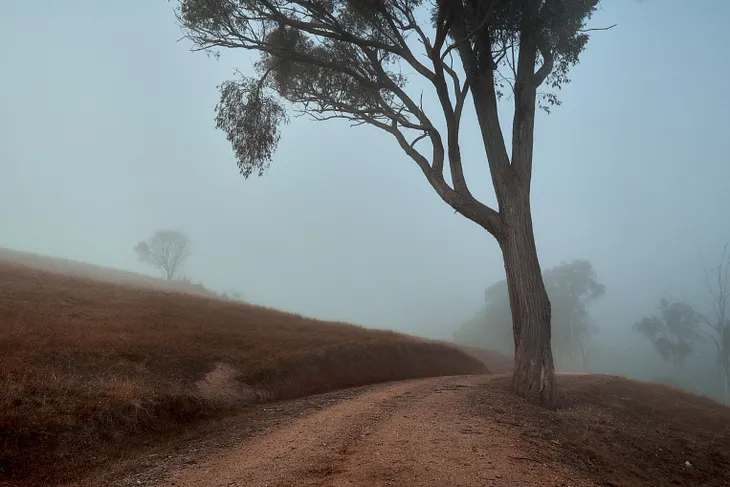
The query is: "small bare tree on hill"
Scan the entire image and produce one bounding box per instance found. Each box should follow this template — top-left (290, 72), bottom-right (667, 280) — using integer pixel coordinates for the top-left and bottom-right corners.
top-left (134, 230), bottom-right (192, 281)
top-left (175, 0), bottom-right (607, 408)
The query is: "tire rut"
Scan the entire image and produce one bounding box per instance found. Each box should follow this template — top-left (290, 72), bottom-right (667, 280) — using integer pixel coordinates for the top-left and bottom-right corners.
top-left (155, 379), bottom-right (438, 487)
top-left (98, 376), bottom-right (599, 487)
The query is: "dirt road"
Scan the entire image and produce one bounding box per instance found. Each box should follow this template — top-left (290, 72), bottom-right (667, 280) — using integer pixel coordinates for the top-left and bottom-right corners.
top-left (103, 375), bottom-right (596, 487)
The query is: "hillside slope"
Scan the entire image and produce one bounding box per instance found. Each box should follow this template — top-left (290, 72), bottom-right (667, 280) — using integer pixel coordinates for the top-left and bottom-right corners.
top-left (0, 247), bottom-right (220, 296)
top-left (0, 257), bottom-right (487, 486)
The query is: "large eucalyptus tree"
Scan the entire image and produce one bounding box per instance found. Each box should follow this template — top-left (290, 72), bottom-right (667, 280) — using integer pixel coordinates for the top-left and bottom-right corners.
top-left (175, 0), bottom-right (603, 408)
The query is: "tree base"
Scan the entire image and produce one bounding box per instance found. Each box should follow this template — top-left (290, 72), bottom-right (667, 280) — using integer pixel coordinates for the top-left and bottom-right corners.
top-left (511, 355), bottom-right (559, 410)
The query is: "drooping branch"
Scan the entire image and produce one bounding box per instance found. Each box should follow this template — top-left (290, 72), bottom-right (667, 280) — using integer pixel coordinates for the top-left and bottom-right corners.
top-left (178, 0), bottom-right (600, 240)
top-left (215, 69), bottom-right (289, 177)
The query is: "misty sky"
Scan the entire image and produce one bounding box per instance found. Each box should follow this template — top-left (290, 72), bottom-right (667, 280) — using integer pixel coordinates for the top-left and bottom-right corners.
top-left (1, 0), bottom-right (728, 345)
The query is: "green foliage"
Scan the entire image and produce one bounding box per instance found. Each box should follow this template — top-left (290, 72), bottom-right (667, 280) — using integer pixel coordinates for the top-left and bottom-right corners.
top-left (215, 77), bottom-right (289, 177)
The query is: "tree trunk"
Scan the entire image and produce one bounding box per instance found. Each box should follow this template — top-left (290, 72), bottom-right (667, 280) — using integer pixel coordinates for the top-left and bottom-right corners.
top-left (579, 344), bottom-right (589, 371)
top-left (723, 360), bottom-right (730, 404)
top-left (500, 195), bottom-right (559, 410)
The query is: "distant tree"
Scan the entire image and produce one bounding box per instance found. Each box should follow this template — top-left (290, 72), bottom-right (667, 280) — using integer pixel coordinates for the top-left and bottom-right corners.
top-left (175, 0), bottom-right (607, 408)
top-left (633, 299), bottom-right (702, 375)
top-left (701, 243), bottom-right (730, 402)
top-left (455, 260), bottom-right (605, 369)
top-left (134, 230), bottom-right (192, 281)
top-left (543, 260), bottom-right (605, 369)
top-left (454, 279), bottom-right (513, 355)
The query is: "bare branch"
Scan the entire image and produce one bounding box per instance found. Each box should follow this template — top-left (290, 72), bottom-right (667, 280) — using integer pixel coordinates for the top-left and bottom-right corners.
top-left (579, 24), bottom-right (617, 33)
top-left (135, 230), bottom-right (192, 280)
top-left (410, 131), bottom-right (430, 148)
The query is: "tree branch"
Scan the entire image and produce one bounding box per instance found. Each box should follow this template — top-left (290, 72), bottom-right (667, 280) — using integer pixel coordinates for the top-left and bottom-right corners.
top-left (579, 24), bottom-right (617, 33)
top-left (448, 12), bottom-right (511, 207)
top-left (533, 37), bottom-right (554, 87)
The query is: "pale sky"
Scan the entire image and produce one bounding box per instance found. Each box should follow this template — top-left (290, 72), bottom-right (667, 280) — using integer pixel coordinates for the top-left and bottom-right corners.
top-left (1, 0), bottom-right (728, 346)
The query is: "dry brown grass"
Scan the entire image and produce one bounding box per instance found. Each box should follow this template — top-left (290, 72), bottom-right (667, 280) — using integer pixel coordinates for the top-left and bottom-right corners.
top-left (0, 254), bottom-right (487, 486)
top-left (452, 344), bottom-right (514, 374)
top-left (471, 374), bottom-right (730, 487)
top-left (0, 247), bottom-right (219, 297)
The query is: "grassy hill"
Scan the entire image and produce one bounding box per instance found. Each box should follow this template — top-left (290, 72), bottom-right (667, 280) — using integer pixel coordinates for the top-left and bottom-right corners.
top-left (0, 247), bottom-right (222, 297)
top-left (0, 252), bottom-right (488, 485)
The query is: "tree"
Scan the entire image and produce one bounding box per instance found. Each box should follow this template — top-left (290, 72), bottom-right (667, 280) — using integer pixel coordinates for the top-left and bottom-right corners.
top-left (633, 299), bottom-right (702, 376)
top-left (176, 0), bottom-right (604, 408)
top-left (134, 230), bottom-right (192, 281)
top-left (454, 279), bottom-right (514, 355)
top-left (701, 243), bottom-right (730, 402)
top-left (543, 260), bottom-right (604, 369)
top-left (454, 260), bottom-right (604, 369)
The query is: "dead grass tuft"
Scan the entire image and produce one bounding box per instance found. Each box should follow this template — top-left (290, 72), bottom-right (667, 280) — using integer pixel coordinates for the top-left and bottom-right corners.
top-left (0, 254), bottom-right (487, 486)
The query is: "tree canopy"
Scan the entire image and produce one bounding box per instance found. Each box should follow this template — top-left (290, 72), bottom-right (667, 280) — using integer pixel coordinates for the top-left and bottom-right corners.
top-left (177, 0), bottom-right (599, 232)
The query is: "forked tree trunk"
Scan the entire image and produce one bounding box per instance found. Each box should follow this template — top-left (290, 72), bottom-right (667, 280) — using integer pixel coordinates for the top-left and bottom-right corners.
top-left (500, 195), bottom-right (559, 410)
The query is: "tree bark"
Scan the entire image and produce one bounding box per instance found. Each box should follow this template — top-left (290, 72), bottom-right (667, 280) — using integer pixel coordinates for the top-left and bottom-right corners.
top-left (499, 191), bottom-right (559, 410)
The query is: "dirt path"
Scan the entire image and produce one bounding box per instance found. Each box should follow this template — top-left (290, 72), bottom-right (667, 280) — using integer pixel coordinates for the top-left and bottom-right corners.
top-left (101, 375), bottom-right (597, 487)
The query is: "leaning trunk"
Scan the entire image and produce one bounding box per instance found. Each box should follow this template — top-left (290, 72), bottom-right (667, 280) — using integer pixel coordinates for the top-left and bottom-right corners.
top-left (500, 196), bottom-right (558, 409)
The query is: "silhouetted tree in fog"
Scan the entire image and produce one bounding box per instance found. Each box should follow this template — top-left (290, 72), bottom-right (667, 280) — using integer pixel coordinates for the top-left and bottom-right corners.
top-left (134, 230), bottom-right (192, 281)
top-left (544, 260), bottom-right (605, 369)
top-left (701, 243), bottom-right (730, 402)
top-left (454, 279), bottom-right (514, 355)
top-left (454, 260), bottom-right (604, 370)
top-left (175, 0), bottom-right (609, 408)
top-left (633, 299), bottom-right (702, 376)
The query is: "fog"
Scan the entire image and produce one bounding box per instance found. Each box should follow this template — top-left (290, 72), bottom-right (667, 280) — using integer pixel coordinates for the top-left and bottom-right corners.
top-left (1, 2), bottom-right (729, 396)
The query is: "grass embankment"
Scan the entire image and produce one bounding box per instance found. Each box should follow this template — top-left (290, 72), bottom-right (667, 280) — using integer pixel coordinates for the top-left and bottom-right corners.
top-left (474, 375), bottom-right (730, 486)
top-left (0, 255), bottom-right (487, 485)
